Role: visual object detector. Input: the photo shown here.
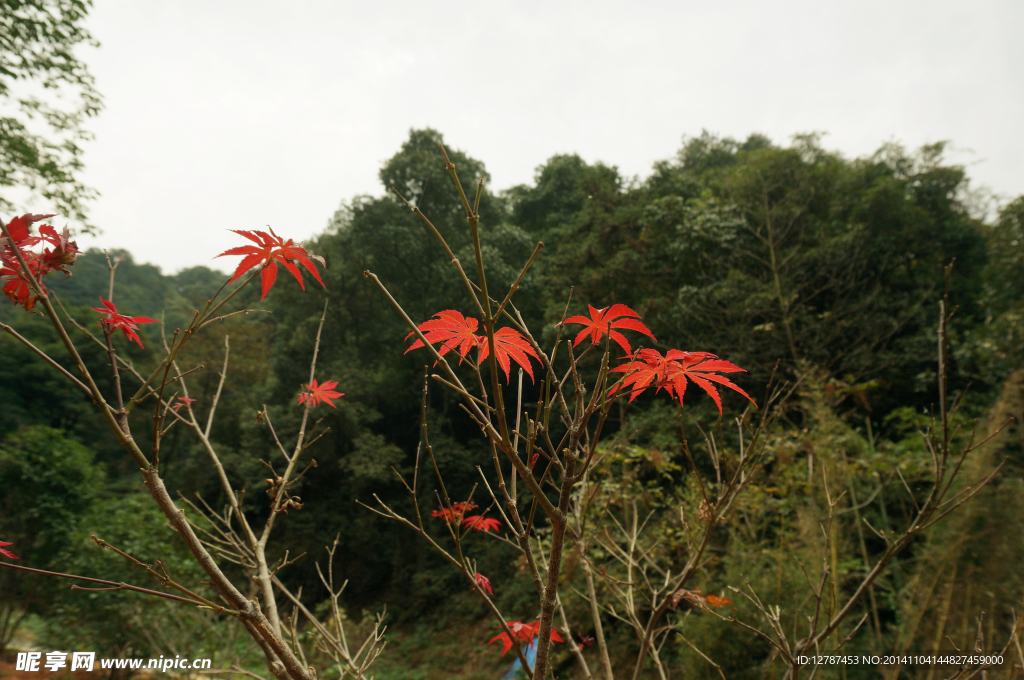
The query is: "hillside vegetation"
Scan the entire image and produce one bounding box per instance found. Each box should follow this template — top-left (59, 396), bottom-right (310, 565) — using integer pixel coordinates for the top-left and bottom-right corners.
top-left (2, 129), bottom-right (1023, 678)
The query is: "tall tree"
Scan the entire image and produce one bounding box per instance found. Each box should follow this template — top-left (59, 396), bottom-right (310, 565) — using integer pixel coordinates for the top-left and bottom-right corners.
top-left (1, 0), bottom-right (102, 225)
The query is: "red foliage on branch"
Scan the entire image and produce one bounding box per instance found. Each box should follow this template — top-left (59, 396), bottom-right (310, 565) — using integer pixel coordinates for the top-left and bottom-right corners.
top-left (297, 378), bottom-right (343, 408)
top-left (611, 349), bottom-right (755, 414)
top-left (560, 303), bottom-right (656, 354)
top-left (431, 502), bottom-right (501, 532)
top-left (37, 224), bottom-right (81, 275)
top-left (1, 257), bottom-right (47, 310)
top-left (488, 621), bottom-right (564, 657)
top-left (91, 298), bottom-right (158, 348)
top-left (0, 541), bottom-right (19, 560)
top-left (475, 572), bottom-right (493, 595)
top-left (173, 397), bottom-right (197, 412)
top-left (1, 214), bottom-right (80, 311)
top-left (405, 310), bottom-right (539, 382)
top-left (463, 516), bottom-right (502, 532)
top-left (217, 228), bottom-right (325, 300)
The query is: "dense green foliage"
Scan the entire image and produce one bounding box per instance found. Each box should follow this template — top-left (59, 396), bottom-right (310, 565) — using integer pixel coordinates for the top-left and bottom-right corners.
top-left (514, 134), bottom-right (989, 416)
top-left (0, 0), bottom-right (101, 225)
top-left (2, 129), bottom-right (1023, 677)
top-left (0, 426), bottom-right (103, 651)
top-left (43, 494), bottom-right (262, 670)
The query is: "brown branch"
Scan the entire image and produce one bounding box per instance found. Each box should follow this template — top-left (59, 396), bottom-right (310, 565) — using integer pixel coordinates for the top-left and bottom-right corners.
top-left (0, 321), bottom-right (91, 395)
top-left (0, 560), bottom-right (230, 611)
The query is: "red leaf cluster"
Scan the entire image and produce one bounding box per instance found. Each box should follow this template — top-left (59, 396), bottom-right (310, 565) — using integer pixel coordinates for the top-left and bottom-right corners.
top-left (475, 572), bottom-right (493, 595)
top-left (488, 621), bottom-right (564, 657)
top-left (0, 541), bottom-right (18, 560)
top-left (611, 349), bottom-right (755, 414)
top-left (464, 515), bottom-right (502, 532)
top-left (1, 214), bottom-right (80, 311)
top-left (217, 229), bottom-right (325, 300)
top-left (91, 298), bottom-right (158, 348)
top-left (297, 378), bottom-right (343, 408)
top-left (431, 502), bottom-right (502, 532)
top-left (405, 310), bottom-right (539, 382)
top-left (172, 397), bottom-right (197, 412)
top-left (561, 303), bottom-right (656, 354)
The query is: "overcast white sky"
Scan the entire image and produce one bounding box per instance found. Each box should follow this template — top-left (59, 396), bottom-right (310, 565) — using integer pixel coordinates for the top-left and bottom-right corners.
top-left (68, 0), bottom-right (1023, 275)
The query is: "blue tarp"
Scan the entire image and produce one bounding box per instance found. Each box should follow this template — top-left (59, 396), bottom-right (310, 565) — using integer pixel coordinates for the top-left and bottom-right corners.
top-left (501, 639), bottom-right (537, 679)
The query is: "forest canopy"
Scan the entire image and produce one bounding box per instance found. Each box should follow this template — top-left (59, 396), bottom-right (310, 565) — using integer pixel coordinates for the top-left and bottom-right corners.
top-left (2, 128), bottom-right (1023, 678)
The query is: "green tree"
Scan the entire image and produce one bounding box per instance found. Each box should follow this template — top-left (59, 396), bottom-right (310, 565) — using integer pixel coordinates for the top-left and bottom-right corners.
top-left (1, 0), bottom-right (102, 225)
top-left (0, 425), bottom-right (104, 652)
top-left (983, 196), bottom-right (1024, 313)
top-left (42, 495), bottom-right (261, 670)
top-left (963, 195), bottom-right (1024, 399)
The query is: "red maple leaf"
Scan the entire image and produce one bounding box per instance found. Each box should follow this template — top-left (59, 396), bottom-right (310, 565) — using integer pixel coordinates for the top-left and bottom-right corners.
top-left (488, 621), bottom-right (564, 657)
top-left (561, 303), bottom-right (656, 354)
top-left (482, 327), bottom-right (540, 383)
top-left (91, 298), bottom-right (158, 348)
top-left (2, 214), bottom-right (55, 247)
top-left (37, 224), bottom-right (80, 274)
top-left (406, 310), bottom-right (481, 362)
top-left (172, 397), bottom-right (197, 412)
top-left (1, 255), bottom-right (49, 310)
top-left (431, 501), bottom-right (476, 524)
top-left (405, 310), bottom-right (539, 382)
top-left (610, 349), bottom-right (755, 414)
top-left (1, 214), bottom-right (70, 311)
top-left (475, 572), bottom-right (493, 595)
top-left (0, 541), bottom-right (18, 560)
top-left (463, 515), bottom-right (502, 532)
top-left (297, 378), bottom-right (343, 408)
top-left (431, 502), bottom-right (502, 532)
top-left (216, 228), bottom-right (325, 300)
